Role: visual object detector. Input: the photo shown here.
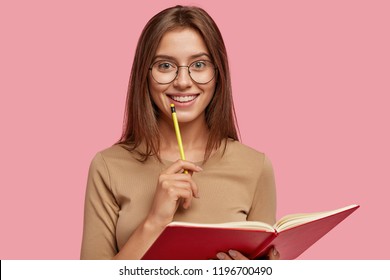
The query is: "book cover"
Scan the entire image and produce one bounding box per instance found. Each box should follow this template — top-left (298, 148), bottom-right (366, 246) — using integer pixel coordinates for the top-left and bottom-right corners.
top-left (141, 204), bottom-right (359, 260)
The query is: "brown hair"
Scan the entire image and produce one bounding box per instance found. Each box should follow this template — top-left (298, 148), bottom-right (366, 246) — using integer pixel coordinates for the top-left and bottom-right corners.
top-left (118, 5), bottom-right (239, 162)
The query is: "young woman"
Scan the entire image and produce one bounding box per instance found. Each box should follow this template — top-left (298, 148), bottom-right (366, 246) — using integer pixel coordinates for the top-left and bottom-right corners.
top-left (81, 5), bottom-right (279, 260)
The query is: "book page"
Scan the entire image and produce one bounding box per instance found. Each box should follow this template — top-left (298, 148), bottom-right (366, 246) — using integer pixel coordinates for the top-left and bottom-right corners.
top-left (168, 221), bottom-right (275, 232)
top-left (274, 204), bottom-right (358, 231)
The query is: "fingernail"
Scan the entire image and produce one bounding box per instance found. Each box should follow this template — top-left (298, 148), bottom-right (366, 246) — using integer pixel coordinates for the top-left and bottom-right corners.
top-left (228, 250), bottom-right (237, 258)
top-left (273, 248), bottom-right (278, 256)
top-left (216, 253), bottom-right (225, 260)
top-left (196, 166), bottom-right (203, 171)
top-left (191, 190), bottom-right (200, 199)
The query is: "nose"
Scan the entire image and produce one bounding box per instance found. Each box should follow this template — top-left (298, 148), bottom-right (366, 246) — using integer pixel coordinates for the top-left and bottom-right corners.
top-left (173, 66), bottom-right (192, 88)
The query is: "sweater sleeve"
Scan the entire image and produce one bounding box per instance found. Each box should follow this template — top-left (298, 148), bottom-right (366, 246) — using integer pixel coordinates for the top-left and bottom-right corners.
top-left (247, 155), bottom-right (277, 225)
top-left (80, 153), bottom-right (119, 259)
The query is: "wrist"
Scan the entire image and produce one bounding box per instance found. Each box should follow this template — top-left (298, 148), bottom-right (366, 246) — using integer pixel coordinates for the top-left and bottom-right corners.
top-left (143, 214), bottom-right (169, 234)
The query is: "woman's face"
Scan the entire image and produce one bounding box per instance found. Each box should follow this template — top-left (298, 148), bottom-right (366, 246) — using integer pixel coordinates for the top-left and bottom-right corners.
top-left (148, 28), bottom-right (216, 124)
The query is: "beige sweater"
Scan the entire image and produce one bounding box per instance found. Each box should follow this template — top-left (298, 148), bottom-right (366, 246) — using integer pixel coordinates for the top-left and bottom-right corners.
top-left (80, 139), bottom-right (276, 259)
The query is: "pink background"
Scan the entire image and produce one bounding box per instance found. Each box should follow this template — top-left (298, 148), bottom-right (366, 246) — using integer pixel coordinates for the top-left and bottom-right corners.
top-left (1, 0), bottom-right (389, 259)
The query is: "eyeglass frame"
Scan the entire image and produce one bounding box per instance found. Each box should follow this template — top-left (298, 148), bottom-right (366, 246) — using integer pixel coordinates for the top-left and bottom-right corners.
top-left (148, 60), bottom-right (217, 85)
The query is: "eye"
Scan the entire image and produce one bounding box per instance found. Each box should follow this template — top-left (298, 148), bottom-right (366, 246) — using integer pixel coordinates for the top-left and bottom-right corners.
top-left (155, 61), bottom-right (176, 72)
top-left (191, 61), bottom-right (207, 70)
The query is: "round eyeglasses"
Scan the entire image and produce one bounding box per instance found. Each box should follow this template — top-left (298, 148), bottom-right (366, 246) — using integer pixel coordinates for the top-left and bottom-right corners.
top-left (149, 60), bottom-right (217, 84)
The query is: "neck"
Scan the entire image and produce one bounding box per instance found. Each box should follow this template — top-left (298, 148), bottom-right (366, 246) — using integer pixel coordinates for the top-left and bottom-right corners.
top-left (158, 114), bottom-right (210, 162)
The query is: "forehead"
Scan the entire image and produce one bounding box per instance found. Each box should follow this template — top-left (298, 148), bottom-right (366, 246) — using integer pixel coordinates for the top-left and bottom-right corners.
top-left (154, 28), bottom-right (209, 60)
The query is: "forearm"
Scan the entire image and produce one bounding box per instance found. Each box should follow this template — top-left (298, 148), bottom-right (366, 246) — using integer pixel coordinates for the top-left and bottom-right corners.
top-left (113, 217), bottom-right (166, 260)
top-left (113, 160), bottom-right (201, 260)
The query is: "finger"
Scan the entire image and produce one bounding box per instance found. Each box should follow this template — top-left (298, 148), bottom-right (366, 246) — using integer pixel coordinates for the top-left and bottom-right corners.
top-left (267, 247), bottom-right (280, 260)
top-left (162, 179), bottom-right (192, 190)
top-left (216, 252), bottom-right (232, 260)
top-left (163, 173), bottom-right (194, 185)
top-left (162, 179), bottom-right (197, 198)
top-left (173, 188), bottom-right (193, 209)
top-left (228, 250), bottom-right (248, 260)
top-left (164, 160), bottom-right (203, 175)
top-left (177, 174), bottom-right (200, 198)
top-left (161, 173), bottom-right (200, 198)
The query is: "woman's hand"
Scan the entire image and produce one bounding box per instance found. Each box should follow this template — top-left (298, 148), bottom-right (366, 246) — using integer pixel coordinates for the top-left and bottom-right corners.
top-left (146, 159), bottom-right (202, 228)
top-left (216, 247), bottom-right (280, 260)
top-left (113, 160), bottom-right (202, 260)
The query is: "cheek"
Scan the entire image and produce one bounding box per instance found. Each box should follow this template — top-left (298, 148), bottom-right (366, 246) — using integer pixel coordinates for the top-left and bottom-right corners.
top-left (148, 82), bottom-right (171, 115)
top-left (148, 81), bottom-right (163, 103)
top-left (203, 82), bottom-right (216, 101)
top-left (149, 87), bottom-right (159, 105)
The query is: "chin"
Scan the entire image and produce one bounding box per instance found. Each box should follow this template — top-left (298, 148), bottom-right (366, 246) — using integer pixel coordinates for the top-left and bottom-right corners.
top-left (176, 111), bottom-right (204, 124)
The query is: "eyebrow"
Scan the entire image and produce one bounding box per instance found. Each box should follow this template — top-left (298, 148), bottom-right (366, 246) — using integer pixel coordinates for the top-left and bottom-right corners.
top-left (153, 52), bottom-right (211, 61)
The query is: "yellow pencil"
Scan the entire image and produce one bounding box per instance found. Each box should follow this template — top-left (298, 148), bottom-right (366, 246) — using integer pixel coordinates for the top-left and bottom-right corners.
top-left (170, 104), bottom-right (188, 174)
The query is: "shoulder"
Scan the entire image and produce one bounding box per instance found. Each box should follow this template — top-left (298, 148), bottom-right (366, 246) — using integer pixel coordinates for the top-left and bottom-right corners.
top-left (89, 144), bottom-right (162, 176)
top-left (225, 139), bottom-right (266, 161)
top-left (97, 144), bottom-right (133, 161)
top-left (89, 144), bottom-right (146, 171)
top-left (89, 144), bottom-right (126, 164)
top-left (223, 139), bottom-right (273, 173)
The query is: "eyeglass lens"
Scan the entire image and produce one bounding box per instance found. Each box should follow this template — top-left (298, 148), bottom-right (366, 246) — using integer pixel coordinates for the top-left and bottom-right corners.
top-left (151, 60), bottom-right (215, 84)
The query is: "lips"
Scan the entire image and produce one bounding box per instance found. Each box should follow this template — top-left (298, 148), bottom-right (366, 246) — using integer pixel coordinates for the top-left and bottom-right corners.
top-left (167, 94), bottom-right (199, 103)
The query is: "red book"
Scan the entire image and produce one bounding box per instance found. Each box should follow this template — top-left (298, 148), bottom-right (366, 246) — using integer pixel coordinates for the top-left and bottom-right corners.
top-left (142, 204), bottom-right (359, 260)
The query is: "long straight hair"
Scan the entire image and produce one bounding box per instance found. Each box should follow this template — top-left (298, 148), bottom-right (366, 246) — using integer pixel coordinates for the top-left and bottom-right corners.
top-left (118, 5), bottom-right (239, 162)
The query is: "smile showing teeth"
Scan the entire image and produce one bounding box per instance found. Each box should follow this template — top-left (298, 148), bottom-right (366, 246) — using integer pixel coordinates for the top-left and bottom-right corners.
top-left (169, 95), bottom-right (198, 103)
